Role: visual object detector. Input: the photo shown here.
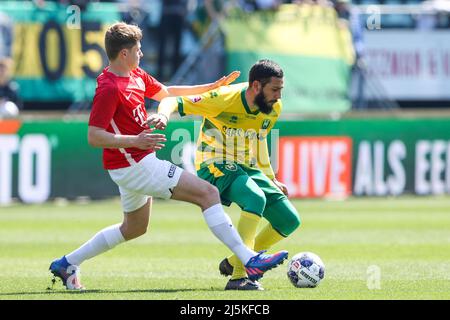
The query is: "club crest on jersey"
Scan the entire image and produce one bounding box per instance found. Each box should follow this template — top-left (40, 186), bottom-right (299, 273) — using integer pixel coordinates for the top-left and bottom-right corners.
top-left (230, 115), bottom-right (238, 124)
top-left (224, 163), bottom-right (237, 172)
top-left (189, 96), bottom-right (202, 103)
top-left (261, 119), bottom-right (271, 130)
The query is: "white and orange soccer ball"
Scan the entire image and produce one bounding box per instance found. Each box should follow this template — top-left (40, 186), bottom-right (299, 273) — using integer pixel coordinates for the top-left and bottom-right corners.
top-left (287, 252), bottom-right (325, 288)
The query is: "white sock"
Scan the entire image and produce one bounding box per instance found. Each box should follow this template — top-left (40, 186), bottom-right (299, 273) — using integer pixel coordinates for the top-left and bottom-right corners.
top-left (203, 204), bottom-right (256, 265)
top-left (65, 224), bottom-right (125, 266)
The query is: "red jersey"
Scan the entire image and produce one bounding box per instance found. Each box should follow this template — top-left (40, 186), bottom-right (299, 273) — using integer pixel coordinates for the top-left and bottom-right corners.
top-left (89, 67), bottom-right (163, 169)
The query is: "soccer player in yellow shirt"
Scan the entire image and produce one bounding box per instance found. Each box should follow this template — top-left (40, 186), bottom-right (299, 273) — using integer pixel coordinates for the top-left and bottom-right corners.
top-left (148, 59), bottom-right (301, 290)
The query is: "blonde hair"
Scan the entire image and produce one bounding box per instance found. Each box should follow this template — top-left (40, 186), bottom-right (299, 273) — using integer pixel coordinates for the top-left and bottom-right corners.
top-left (105, 22), bottom-right (142, 60)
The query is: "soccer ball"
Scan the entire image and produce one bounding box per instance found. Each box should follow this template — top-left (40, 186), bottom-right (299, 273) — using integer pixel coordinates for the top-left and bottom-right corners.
top-left (287, 252), bottom-right (325, 288)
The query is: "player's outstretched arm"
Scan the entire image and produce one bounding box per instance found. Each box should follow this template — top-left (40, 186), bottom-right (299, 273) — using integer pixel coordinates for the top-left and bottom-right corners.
top-left (167, 71), bottom-right (240, 96)
top-left (149, 78), bottom-right (231, 131)
top-left (152, 71), bottom-right (240, 102)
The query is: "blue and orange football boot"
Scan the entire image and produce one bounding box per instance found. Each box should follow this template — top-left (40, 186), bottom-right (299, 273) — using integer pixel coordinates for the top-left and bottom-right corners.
top-left (49, 256), bottom-right (85, 290)
top-left (245, 250), bottom-right (289, 281)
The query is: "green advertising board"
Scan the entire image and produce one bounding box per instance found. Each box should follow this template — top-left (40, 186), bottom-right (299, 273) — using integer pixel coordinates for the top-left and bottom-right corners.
top-left (1, 117), bottom-right (449, 205)
top-left (274, 119), bottom-right (450, 197)
top-left (0, 119), bottom-right (199, 204)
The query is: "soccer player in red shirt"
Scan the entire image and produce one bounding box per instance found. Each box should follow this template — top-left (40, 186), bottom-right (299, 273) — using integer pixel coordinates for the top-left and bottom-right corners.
top-left (49, 22), bottom-right (288, 290)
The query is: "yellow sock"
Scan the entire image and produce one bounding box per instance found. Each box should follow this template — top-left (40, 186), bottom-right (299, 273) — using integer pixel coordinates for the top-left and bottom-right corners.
top-left (254, 223), bottom-right (285, 252)
top-left (227, 211), bottom-right (261, 280)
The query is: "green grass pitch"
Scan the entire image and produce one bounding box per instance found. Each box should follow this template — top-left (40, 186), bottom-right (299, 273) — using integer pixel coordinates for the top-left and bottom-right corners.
top-left (0, 197), bottom-right (449, 300)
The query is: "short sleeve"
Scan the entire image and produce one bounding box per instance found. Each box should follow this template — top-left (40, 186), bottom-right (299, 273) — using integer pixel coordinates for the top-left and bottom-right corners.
top-left (141, 70), bottom-right (163, 99)
top-left (88, 84), bottom-right (120, 129)
top-left (177, 87), bottom-right (229, 118)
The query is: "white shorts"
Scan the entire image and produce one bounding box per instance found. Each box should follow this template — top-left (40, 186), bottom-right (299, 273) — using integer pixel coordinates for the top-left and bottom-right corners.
top-left (108, 153), bottom-right (183, 213)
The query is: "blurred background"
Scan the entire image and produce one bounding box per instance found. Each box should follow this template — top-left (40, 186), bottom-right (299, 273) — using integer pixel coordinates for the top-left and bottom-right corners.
top-left (1, 0), bottom-right (450, 205)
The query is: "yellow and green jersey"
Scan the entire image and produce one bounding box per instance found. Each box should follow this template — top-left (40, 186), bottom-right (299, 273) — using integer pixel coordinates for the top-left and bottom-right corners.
top-left (161, 83), bottom-right (280, 179)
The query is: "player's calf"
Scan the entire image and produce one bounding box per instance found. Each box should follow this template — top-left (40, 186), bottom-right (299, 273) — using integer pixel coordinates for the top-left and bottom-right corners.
top-left (120, 199), bottom-right (151, 240)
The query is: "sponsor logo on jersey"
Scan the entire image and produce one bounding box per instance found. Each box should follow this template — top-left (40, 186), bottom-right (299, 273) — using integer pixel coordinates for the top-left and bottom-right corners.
top-left (223, 126), bottom-right (260, 140)
top-left (133, 104), bottom-right (147, 127)
top-left (136, 77), bottom-right (145, 90)
top-left (168, 164), bottom-right (177, 178)
top-left (189, 96), bottom-right (202, 103)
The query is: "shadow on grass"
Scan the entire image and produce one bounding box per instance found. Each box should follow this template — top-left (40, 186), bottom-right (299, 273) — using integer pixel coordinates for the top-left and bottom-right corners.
top-left (0, 287), bottom-right (224, 297)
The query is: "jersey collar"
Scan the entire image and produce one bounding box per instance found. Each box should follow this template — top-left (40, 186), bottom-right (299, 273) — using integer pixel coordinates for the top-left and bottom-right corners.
top-left (240, 87), bottom-right (260, 115)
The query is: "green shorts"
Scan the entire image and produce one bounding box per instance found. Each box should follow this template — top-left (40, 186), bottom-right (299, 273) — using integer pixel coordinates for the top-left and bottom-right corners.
top-left (197, 162), bottom-right (287, 207)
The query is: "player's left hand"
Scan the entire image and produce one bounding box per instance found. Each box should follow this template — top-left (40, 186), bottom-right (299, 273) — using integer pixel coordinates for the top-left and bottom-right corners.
top-left (147, 113), bottom-right (168, 130)
top-left (213, 71), bottom-right (241, 88)
top-left (272, 178), bottom-right (289, 196)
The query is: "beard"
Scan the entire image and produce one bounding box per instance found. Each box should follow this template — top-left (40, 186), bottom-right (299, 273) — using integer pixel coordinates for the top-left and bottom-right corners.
top-left (254, 90), bottom-right (276, 114)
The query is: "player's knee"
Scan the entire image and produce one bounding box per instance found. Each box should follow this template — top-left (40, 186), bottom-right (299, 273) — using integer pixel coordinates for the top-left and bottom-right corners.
top-left (241, 191), bottom-right (266, 216)
top-left (265, 201), bottom-right (301, 237)
top-left (197, 181), bottom-right (220, 208)
top-left (278, 211), bottom-right (301, 236)
top-left (289, 211), bottom-right (301, 233)
top-left (201, 181), bottom-right (219, 198)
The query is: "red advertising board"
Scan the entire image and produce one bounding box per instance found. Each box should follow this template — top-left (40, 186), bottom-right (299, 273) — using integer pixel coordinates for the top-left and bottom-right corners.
top-left (277, 137), bottom-right (352, 198)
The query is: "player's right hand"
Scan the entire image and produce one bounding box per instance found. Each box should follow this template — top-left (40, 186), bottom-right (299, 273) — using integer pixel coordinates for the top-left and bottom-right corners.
top-left (147, 113), bottom-right (169, 130)
top-left (147, 113), bottom-right (168, 130)
top-left (135, 129), bottom-right (166, 150)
